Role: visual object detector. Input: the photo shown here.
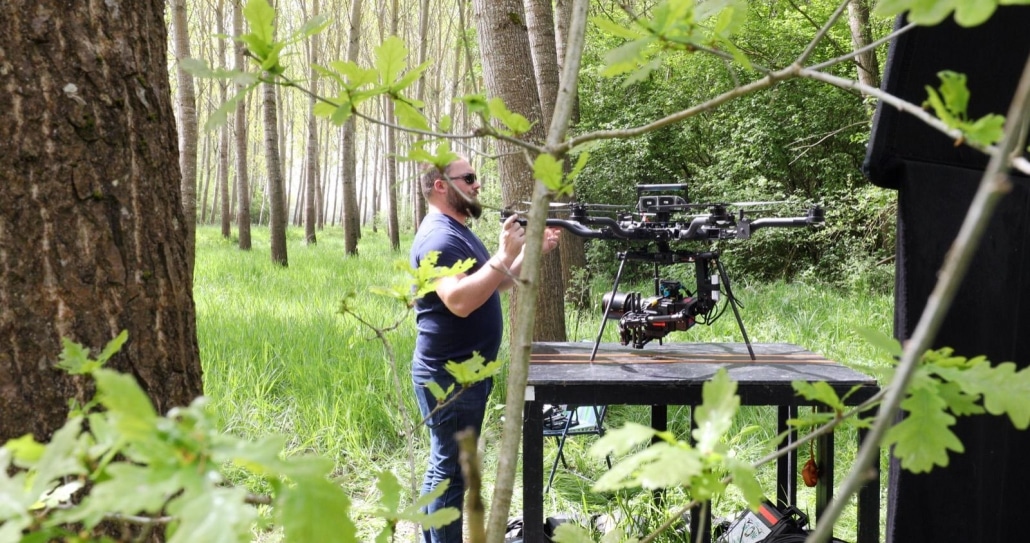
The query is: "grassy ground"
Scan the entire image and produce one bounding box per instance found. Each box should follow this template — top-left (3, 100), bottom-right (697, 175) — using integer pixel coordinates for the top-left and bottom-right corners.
top-left (194, 224), bottom-right (893, 542)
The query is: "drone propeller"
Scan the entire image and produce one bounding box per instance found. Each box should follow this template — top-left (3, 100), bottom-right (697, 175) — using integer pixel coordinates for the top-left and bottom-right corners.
top-left (729, 200), bottom-right (790, 207)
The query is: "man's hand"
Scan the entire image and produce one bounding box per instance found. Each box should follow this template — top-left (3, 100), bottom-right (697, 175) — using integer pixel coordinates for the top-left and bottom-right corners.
top-left (498, 213), bottom-right (526, 265)
top-left (542, 227), bottom-right (561, 255)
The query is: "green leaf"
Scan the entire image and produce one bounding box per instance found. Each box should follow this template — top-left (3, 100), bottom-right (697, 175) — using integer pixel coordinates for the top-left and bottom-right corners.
top-left (438, 115), bottom-right (452, 133)
top-left (592, 442), bottom-right (703, 491)
top-left (425, 380), bottom-right (453, 402)
top-left (243, 0), bottom-right (276, 47)
top-left (444, 353), bottom-right (504, 387)
top-left (27, 417), bottom-right (87, 499)
top-left (533, 154), bottom-right (564, 193)
top-left (4, 434), bottom-right (45, 464)
top-left (590, 15), bottom-right (646, 40)
top-left (167, 485), bottom-right (255, 543)
top-left (601, 38), bottom-right (653, 78)
top-left (590, 422), bottom-right (658, 458)
top-left (691, 368), bottom-right (739, 455)
top-left (487, 98), bottom-right (532, 135)
top-left (94, 368), bottom-right (158, 439)
top-left (855, 326), bottom-right (902, 358)
top-left (937, 361), bottom-right (1030, 428)
top-left (394, 100), bottom-right (430, 131)
top-left (459, 94), bottom-right (489, 115)
top-left (935, 380), bottom-right (985, 417)
top-left (964, 113), bottom-right (1005, 147)
top-left (551, 523), bottom-right (595, 543)
top-left (399, 478), bottom-right (460, 528)
top-left (56, 338), bottom-right (96, 375)
top-left (278, 476), bottom-right (357, 543)
top-left (376, 36), bottom-right (408, 87)
top-left (95, 331), bottom-right (128, 365)
top-left (568, 151), bottom-right (589, 181)
top-left (60, 463), bottom-right (186, 528)
top-left (884, 385), bottom-right (963, 473)
top-left (726, 456), bottom-right (764, 508)
top-left (329, 61), bottom-right (379, 88)
top-left (204, 83), bottom-right (258, 132)
top-left (393, 60), bottom-right (430, 93)
top-left (792, 380), bottom-right (845, 413)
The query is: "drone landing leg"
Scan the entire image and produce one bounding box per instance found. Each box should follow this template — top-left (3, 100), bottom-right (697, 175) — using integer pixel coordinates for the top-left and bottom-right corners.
top-left (716, 258), bottom-right (755, 361)
top-left (590, 255), bottom-right (628, 362)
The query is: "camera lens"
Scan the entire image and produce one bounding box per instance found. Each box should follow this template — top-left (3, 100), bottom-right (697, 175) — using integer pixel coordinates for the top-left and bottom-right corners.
top-left (601, 291), bottom-right (641, 319)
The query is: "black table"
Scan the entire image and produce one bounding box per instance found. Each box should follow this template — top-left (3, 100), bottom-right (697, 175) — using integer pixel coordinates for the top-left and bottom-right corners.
top-left (522, 342), bottom-right (880, 543)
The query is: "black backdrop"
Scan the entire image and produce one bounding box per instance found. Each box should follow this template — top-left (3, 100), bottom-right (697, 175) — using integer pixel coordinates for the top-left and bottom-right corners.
top-left (864, 7), bottom-right (1030, 543)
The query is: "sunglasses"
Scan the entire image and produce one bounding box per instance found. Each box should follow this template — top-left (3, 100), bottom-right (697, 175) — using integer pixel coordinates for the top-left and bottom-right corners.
top-left (450, 173), bottom-right (477, 185)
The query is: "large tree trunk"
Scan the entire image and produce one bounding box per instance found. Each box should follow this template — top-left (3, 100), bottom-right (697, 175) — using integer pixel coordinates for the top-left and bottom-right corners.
top-left (340, 0), bottom-right (364, 255)
top-left (233, 0), bottom-right (252, 250)
top-left (264, 80), bottom-right (289, 266)
top-left (472, 0), bottom-right (564, 538)
top-left (0, 1), bottom-right (203, 441)
top-left (522, 0), bottom-right (569, 341)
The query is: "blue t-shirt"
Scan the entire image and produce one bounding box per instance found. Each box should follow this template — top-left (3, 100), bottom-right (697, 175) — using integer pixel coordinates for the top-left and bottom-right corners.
top-left (410, 212), bottom-right (503, 369)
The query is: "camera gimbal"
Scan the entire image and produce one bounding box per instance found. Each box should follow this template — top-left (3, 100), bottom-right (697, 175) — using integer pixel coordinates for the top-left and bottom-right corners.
top-left (504, 184), bottom-right (824, 361)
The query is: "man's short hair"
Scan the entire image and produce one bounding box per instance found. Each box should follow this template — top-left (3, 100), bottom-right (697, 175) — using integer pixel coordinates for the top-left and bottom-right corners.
top-left (419, 163), bottom-right (446, 199)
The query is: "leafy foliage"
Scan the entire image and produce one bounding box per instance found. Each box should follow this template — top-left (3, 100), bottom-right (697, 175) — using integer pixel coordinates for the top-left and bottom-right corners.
top-left (874, 0), bottom-right (1030, 27)
top-left (588, 370), bottom-right (764, 509)
top-left (923, 70), bottom-right (1006, 146)
top-left (0, 335), bottom-right (444, 543)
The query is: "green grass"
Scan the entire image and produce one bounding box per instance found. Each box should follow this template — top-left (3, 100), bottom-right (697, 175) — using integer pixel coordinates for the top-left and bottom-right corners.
top-left (194, 224), bottom-right (893, 541)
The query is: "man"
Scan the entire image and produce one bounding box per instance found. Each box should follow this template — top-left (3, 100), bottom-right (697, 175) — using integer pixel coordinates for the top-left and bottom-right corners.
top-left (409, 157), bottom-right (560, 543)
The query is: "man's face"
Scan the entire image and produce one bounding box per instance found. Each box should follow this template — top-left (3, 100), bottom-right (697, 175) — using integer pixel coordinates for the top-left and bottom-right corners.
top-left (443, 161), bottom-right (483, 220)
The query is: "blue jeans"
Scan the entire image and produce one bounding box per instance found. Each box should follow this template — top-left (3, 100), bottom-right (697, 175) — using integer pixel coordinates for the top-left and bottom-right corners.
top-left (412, 365), bottom-right (493, 543)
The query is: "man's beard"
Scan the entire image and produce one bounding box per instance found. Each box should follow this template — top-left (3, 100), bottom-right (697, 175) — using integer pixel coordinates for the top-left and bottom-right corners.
top-left (447, 184), bottom-right (483, 219)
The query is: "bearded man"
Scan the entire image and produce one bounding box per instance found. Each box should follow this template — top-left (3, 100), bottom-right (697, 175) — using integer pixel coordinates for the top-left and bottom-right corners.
top-left (408, 157), bottom-right (559, 543)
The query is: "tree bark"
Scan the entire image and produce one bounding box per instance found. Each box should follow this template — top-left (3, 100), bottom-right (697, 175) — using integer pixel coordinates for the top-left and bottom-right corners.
top-left (340, 0), bottom-right (364, 255)
top-left (847, 0), bottom-right (880, 89)
top-left (522, 0), bottom-right (570, 340)
top-left (217, 0), bottom-right (232, 238)
top-left (171, 0), bottom-right (198, 275)
top-left (553, 0), bottom-right (589, 308)
top-left (233, 0), bottom-right (252, 249)
top-left (303, 0), bottom-right (320, 245)
top-left (0, 0), bottom-right (203, 440)
top-left (264, 80), bottom-right (289, 266)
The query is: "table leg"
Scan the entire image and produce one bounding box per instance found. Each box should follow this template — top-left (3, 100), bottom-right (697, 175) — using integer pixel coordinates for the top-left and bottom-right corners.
top-left (682, 406), bottom-right (712, 543)
top-left (856, 427), bottom-right (880, 543)
top-left (523, 399), bottom-right (545, 542)
top-left (815, 406), bottom-right (834, 524)
top-left (777, 405), bottom-right (798, 509)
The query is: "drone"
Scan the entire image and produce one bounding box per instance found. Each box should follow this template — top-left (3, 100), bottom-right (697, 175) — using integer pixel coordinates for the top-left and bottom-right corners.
top-left (502, 183), bottom-right (825, 361)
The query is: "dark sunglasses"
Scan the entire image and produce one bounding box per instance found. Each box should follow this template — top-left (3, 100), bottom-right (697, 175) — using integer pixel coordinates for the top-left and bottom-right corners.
top-left (451, 173), bottom-right (477, 185)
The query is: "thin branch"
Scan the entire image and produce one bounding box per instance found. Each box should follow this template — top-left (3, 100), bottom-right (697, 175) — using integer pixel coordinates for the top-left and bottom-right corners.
top-left (795, 0), bottom-right (851, 66)
top-left (806, 52), bottom-right (1030, 543)
top-left (807, 21), bottom-right (918, 74)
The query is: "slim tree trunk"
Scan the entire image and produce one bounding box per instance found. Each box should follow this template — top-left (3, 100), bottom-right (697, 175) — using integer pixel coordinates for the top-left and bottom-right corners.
top-left (340, 0), bottom-right (364, 255)
top-left (1, 0), bottom-right (203, 441)
top-left (553, 0), bottom-right (589, 307)
top-left (847, 0), bottom-right (880, 89)
top-left (305, 5), bottom-right (319, 248)
top-left (171, 0), bottom-right (198, 274)
top-left (233, 0), bottom-right (252, 249)
top-left (264, 79), bottom-right (289, 266)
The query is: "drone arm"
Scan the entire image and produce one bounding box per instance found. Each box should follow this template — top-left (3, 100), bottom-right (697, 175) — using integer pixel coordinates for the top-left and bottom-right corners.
top-left (747, 206), bottom-right (825, 234)
top-left (544, 217), bottom-right (637, 240)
